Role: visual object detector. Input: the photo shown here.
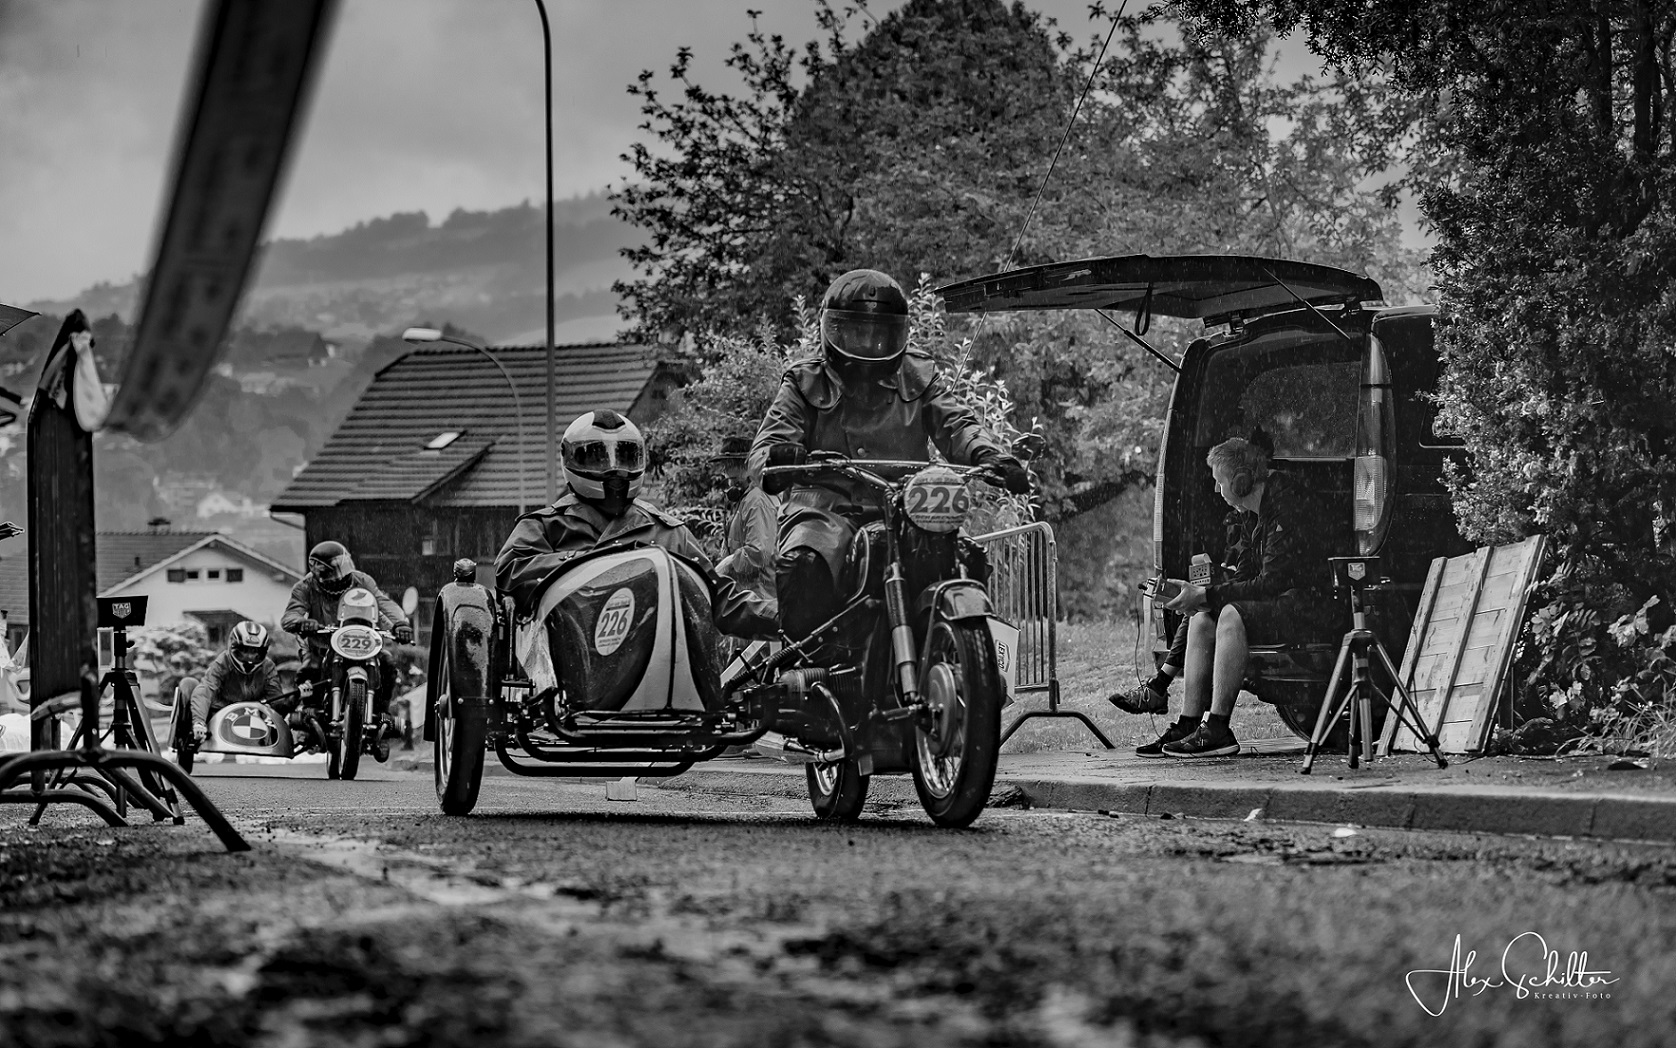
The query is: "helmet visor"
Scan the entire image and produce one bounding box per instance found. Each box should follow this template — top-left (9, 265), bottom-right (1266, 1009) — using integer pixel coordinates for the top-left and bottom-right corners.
top-left (232, 645), bottom-right (266, 670)
top-left (823, 309), bottom-right (908, 362)
top-left (566, 438), bottom-right (645, 475)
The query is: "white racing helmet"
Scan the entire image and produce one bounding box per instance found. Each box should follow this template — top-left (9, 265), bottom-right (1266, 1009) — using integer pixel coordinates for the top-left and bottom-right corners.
top-left (561, 409), bottom-right (646, 516)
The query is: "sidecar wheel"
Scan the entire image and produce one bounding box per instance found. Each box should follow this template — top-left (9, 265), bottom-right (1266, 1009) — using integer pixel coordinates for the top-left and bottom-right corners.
top-left (433, 624), bottom-right (487, 816)
top-left (806, 759), bottom-right (869, 822)
top-left (338, 681), bottom-right (366, 781)
top-left (910, 620), bottom-right (1002, 829)
top-left (170, 702), bottom-right (194, 776)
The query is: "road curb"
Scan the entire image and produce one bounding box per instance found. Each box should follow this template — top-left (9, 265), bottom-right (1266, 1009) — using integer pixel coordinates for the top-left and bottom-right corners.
top-left (653, 765), bottom-right (1676, 843)
top-left (393, 755), bottom-right (1676, 843)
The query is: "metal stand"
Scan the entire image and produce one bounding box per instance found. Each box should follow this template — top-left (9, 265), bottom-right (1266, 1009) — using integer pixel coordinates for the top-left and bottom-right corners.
top-left (0, 672), bottom-right (249, 851)
top-left (1300, 568), bottom-right (1447, 775)
top-left (1001, 680), bottom-right (1115, 749)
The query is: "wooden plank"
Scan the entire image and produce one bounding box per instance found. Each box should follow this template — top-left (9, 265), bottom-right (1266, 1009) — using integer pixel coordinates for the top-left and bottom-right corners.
top-left (1467, 535), bottom-right (1546, 750)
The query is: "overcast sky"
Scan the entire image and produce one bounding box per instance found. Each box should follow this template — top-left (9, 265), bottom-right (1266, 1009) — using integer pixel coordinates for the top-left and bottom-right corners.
top-left (0, 0), bottom-right (1360, 305)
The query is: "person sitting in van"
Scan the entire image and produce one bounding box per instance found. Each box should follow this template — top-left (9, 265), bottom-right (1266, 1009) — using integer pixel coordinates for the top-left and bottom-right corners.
top-left (1111, 429), bottom-right (1272, 722)
top-left (1145, 436), bottom-right (1346, 757)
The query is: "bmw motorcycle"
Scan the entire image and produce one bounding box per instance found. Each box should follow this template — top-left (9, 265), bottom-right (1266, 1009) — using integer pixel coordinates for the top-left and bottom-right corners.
top-left (737, 454), bottom-right (1013, 828)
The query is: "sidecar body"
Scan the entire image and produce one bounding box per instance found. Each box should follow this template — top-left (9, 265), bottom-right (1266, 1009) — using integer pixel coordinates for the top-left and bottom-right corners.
top-left (427, 545), bottom-right (771, 815)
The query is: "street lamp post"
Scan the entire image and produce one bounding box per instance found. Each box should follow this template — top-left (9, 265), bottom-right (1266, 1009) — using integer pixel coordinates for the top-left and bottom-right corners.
top-left (401, 328), bottom-right (527, 515)
top-left (534, 0), bottom-right (557, 505)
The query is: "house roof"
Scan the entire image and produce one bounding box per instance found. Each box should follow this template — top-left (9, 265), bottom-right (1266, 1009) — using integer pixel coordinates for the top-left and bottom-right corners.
top-left (272, 341), bottom-right (664, 511)
top-left (0, 531), bottom-right (304, 629)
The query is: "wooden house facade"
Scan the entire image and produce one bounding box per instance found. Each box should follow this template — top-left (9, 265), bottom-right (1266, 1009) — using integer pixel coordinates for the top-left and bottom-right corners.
top-left (271, 341), bottom-right (679, 644)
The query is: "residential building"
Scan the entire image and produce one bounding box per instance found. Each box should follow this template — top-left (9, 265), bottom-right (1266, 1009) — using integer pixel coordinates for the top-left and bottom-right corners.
top-left (271, 341), bottom-right (679, 644)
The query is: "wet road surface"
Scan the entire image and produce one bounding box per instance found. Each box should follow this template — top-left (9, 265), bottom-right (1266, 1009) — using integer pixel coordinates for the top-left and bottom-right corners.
top-left (3, 760), bottom-right (1675, 1046)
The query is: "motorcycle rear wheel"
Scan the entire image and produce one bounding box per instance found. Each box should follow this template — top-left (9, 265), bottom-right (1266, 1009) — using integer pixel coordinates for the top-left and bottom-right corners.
top-left (338, 681), bottom-right (366, 781)
top-left (804, 683), bottom-right (867, 822)
top-left (433, 626), bottom-right (488, 816)
top-left (910, 620), bottom-right (1002, 829)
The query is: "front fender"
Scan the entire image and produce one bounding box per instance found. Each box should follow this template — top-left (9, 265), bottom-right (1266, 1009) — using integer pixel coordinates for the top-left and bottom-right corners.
top-left (919, 578), bottom-right (993, 623)
top-left (425, 580), bottom-right (498, 742)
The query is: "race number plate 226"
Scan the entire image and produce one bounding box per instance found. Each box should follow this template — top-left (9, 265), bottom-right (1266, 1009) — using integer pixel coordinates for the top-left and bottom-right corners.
top-left (903, 467), bottom-right (970, 533)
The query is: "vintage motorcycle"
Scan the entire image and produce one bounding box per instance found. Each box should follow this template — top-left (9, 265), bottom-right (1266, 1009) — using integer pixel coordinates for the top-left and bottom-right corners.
top-left (738, 454), bottom-right (1013, 827)
top-left (428, 458), bottom-right (1012, 827)
top-left (172, 587), bottom-right (396, 780)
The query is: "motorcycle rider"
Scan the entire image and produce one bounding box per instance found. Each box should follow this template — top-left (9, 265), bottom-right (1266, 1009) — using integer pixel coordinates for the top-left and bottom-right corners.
top-left (495, 409), bottom-right (777, 637)
top-left (281, 539), bottom-right (413, 762)
top-left (180, 621), bottom-right (285, 743)
top-left (750, 268), bottom-right (1032, 639)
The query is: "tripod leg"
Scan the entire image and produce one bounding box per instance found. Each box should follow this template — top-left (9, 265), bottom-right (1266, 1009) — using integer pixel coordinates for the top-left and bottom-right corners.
top-left (1371, 643), bottom-right (1449, 768)
top-left (1301, 636), bottom-right (1356, 775)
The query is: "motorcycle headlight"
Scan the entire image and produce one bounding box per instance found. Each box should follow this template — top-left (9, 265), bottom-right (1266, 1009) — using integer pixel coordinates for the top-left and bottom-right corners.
top-left (330, 624), bottom-right (384, 660)
top-left (902, 465), bottom-right (971, 534)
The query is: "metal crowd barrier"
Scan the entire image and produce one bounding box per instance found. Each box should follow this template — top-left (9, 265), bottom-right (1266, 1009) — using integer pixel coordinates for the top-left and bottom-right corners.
top-left (970, 522), bottom-right (1113, 749)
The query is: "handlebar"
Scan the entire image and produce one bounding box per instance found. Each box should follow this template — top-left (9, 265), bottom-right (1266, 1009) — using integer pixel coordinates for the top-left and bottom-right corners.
top-left (762, 458), bottom-right (998, 497)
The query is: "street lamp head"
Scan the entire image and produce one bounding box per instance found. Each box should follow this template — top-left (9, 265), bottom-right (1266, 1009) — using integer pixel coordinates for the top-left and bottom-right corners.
top-left (401, 327), bottom-right (444, 344)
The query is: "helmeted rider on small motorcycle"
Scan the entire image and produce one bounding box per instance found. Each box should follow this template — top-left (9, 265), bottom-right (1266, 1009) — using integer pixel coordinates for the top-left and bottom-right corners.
top-left (282, 540), bottom-right (413, 761)
top-left (749, 268), bottom-right (1032, 640)
top-left (180, 621), bottom-right (285, 743)
top-left (495, 409), bottom-right (778, 636)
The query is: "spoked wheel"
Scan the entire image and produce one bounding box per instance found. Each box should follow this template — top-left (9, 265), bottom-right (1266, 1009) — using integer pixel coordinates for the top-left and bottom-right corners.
top-left (433, 623), bottom-right (488, 816)
top-left (804, 683), bottom-right (867, 822)
top-left (910, 620), bottom-right (1003, 829)
top-left (337, 681), bottom-right (366, 781)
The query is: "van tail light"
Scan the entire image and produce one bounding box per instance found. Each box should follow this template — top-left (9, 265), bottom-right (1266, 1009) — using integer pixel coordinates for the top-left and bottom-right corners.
top-left (1354, 334), bottom-right (1395, 555)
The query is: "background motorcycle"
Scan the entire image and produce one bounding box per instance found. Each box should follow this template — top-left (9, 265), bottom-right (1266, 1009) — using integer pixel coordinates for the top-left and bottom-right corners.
top-left (168, 684), bottom-right (328, 775)
top-left (744, 454), bottom-right (1013, 828)
top-left (307, 621), bottom-right (395, 781)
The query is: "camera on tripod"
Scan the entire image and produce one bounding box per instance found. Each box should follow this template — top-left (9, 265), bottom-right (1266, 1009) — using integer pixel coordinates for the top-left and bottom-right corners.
top-left (1328, 555), bottom-right (1382, 592)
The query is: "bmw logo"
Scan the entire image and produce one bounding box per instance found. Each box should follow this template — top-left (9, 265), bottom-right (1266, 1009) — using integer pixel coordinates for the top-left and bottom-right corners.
top-left (220, 708), bottom-right (276, 747)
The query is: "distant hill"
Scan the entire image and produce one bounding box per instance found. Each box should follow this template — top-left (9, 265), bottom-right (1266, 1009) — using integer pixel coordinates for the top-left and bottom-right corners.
top-left (26, 192), bottom-right (642, 344)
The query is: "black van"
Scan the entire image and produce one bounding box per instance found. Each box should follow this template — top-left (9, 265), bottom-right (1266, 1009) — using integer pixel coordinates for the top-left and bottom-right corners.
top-left (938, 255), bottom-right (1474, 738)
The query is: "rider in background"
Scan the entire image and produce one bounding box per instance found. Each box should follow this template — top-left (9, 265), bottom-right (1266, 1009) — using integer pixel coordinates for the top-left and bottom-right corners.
top-left (495, 409), bottom-right (778, 637)
top-left (749, 268), bottom-right (1032, 639)
top-left (712, 434), bottom-right (778, 604)
top-left (181, 620), bottom-right (284, 742)
top-left (282, 540), bottom-right (413, 761)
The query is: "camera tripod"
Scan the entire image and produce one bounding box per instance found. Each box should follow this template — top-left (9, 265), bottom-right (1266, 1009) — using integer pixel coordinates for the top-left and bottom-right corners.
top-left (1300, 565), bottom-right (1448, 774)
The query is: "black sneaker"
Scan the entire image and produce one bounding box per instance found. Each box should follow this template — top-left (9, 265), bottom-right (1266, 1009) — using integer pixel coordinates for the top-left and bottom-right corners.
top-left (1161, 722), bottom-right (1240, 758)
top-left (1136, 719), bottom-right (1198, 758)
top-left (1109, 682), bottom-right (1169, 714)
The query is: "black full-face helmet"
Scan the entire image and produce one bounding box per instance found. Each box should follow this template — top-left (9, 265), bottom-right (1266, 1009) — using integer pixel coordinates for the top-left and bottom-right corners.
top-left (308, 540), bottom-right (356, 595)
top-left (820, 269), bottom-right (909, 368)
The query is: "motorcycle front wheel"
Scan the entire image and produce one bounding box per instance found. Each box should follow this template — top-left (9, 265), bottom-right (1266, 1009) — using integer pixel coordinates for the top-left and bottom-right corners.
top-left (337, 681), bottom-right (366, 781)
top-left (804, 683), bottom-right (868, 822)
top-left (910, 620), bottom-right (1003, 829)
top-left (170, 702), bottom-right (194, 775)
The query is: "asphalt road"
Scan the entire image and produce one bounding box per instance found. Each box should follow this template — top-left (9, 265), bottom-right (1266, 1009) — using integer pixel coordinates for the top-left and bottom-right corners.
top-left (4, 760), bottom-right (1675, 1047)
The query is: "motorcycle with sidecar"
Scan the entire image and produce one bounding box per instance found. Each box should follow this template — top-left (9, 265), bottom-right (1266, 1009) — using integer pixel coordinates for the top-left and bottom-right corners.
top-left (428, 457), bottom-right (1013, 827)
top-left (170, 587), bottom-right (397, 780)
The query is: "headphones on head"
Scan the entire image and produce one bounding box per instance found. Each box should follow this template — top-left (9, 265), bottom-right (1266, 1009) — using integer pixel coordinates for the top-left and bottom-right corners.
top-left (1230, 465), bottom-right (1255, 499)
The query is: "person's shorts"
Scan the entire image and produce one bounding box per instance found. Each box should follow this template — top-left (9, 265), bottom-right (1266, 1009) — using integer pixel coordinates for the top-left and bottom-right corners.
top-left (1224, 592), bottom-right (1346, 646)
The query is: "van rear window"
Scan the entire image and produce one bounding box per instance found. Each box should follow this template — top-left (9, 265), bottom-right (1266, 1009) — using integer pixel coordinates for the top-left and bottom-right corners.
top-left (1193, 331), bottom-right (1362, 458)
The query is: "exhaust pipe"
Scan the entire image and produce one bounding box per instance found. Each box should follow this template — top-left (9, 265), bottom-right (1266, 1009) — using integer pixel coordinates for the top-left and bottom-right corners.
top-left (750, 731), bottom-right (844, 765)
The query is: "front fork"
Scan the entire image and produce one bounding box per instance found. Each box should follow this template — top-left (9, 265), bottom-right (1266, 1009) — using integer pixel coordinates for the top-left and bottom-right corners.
top-left (884, 561), bottom-right (921, 706)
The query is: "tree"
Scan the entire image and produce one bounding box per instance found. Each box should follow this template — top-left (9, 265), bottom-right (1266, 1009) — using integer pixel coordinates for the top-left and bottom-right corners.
top-left (613, 0), bottom-right (1075, 344)
top-left (1176, 0), bottom-right (1676, 732)
top-left (617, 1), bottom-right (1422, 523)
